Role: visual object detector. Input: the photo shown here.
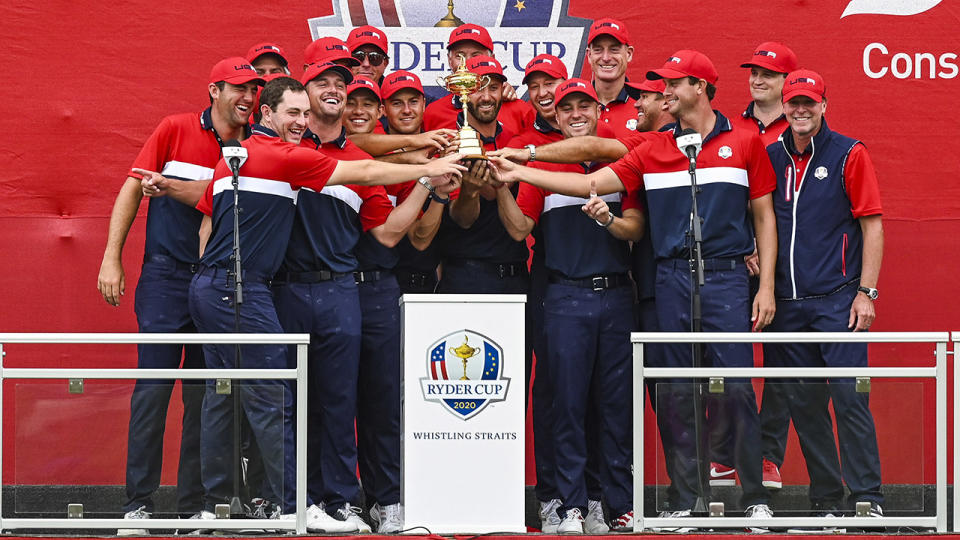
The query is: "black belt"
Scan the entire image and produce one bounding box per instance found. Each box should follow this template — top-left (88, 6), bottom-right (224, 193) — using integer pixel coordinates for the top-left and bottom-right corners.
top-left (145, 253), bottom-right (198, 274)
top-left (449, 259), bottom-right (527, 279)
top-left (667, 257), bottom-right (740, 271)
top-left (273, 270), bottom-right (351, 283)
top-left (354, 270), bottom-right (389, 283)
top-left (549, 273), bottom-right (631, 291)
top-left (196, 265), bottom-right (271, 284)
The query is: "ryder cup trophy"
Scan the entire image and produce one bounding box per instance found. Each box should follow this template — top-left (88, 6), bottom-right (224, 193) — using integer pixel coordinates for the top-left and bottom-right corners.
top-left (438, 54), bottom-right (491, 160)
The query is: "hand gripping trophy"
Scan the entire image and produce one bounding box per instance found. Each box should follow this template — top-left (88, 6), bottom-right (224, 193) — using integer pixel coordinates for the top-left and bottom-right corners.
top-left (438, 53), bottom-right (491, 160)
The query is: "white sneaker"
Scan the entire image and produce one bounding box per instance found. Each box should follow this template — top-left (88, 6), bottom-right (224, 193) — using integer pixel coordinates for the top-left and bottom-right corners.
top-left (539, 499), bottom-right (562, 534)
top-left (557, 508), bottom-right (585, 534)
top-left (334, 503), bottom-right (372, 533)
top-left (609, 510), bottom-right (634, 532)
top-left (117, 506), bottom-right (150, 536)
top-left (585, 500), bottom-right (609, 534)
top-left (370, 502), bottom-right (404, 533)
top-left (745, 504), bottom-right (774, 533)
top-left (653, 509), bottom-right (694, 533)
top-left (301, 503), bottom-right (358, 533)
top-left (179, 510), bottom-right (216, 536)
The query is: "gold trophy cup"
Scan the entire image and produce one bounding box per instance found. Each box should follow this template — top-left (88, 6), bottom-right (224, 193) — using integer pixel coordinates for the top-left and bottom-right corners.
top-left (449, 335), bottom-right (481, 380)
top-left (438, 54), bottom-right (491, 160)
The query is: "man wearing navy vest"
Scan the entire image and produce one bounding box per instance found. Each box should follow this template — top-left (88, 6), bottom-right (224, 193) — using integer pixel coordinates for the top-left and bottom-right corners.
top-left (764, 69), bottom-right (884, 519)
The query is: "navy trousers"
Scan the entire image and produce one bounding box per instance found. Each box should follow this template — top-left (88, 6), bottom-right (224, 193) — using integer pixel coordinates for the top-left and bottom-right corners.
top-left (545, 283), bottom-right (634, 518)
top-left (653, 259), bottom-right (767, 510)
top-left (273, 276), bottom-right (362, 509)
top-left (356, 275), bottom-right (402, 507)
top-left (126, 255), bottom-right (204, 514)
top-left (763, 282), bottom-right (883, 506)
top-left (189, 267), bottom-right (296, 513)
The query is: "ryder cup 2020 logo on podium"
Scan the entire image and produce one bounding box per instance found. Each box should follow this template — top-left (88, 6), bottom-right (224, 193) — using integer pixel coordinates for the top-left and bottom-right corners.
top-left (420, 330), bottom-right (510, 420)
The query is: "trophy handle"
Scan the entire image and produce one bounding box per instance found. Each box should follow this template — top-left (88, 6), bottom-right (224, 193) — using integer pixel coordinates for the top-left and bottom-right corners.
top-left (476, 74), bottom-right (492, 92)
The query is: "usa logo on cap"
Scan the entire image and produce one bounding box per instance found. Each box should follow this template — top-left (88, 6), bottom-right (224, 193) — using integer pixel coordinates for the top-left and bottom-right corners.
top-left (598, 21), bottom-right (620, 30)
top-left (668, 56), bottom-right (682, 63)
top-left (531, 58), bottom-right (552, 65)
top-left (794, 77), bottom-right (817, 85)
top-left (458, 27), bottom-right (482, 36)
top-left (356, 30), bottom-right (381, 39)
top-left (256, 45), bottom-right (281, 54)
top-left (357, 79), bottom-right (375, 88)
top-left (328, 43), bottom-right (348, 51)
top-left (564, 80), bottom-right (588, 90)
top-left (476, 60), bottom-right (497, 67)
top-left (394, 75), bottom-right (416, 83)
top-left (757, 50), bottom-right (777, 58)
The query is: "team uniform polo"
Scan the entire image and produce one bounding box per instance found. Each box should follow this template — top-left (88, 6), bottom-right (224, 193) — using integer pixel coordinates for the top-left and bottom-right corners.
top-left (388, 180), bottom-right (442, 293)
top-left (190, 125), bottom-right (338, 514)
top-left (761, 120), bottom-right (884, 508)
top-left (734, 101), bottom-right (790, 147)
top-left (436, 114), bottom-right (529, 294)
top-left (272, 127), bottom-right (391, 510)
top-left (597, 83), bottom-right (641, 139)
top-left (423, 92), bottom-right (535, 134)
top-left (122, 107), bottom-right (231, 516)
top-left (517, 162), bottom-right (637, 518)
top-left (608, 111), bottom-right (774, 510)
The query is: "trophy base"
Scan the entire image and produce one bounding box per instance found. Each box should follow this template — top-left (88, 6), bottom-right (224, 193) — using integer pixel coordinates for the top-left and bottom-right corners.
top-left (461, 153), bottom-right (488, 162)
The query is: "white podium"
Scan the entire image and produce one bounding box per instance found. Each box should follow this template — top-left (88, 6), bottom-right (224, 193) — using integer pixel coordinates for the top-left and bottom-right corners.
top-left (400, 294), bottom-right (526, 534)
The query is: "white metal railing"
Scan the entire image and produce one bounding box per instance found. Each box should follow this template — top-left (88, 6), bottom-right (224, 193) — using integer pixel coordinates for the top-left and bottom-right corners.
top-left (0, 333), bottom-right (310, 534)
top-left (631, 331), bottom-right (950, 533)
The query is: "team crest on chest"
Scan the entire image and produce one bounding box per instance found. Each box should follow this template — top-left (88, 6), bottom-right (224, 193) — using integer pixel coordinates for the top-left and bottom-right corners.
top-left (718, 145), bottom-right (733, 159)
top-left (814, 166), bottom-right (829, 180)
top-left (625, 118), bottom-right (638, 131)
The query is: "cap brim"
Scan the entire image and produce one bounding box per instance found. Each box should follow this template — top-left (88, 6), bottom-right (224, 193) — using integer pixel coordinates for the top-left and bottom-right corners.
top-left (522, 69), bottom-right (562, 84)
top-left (782, 89), bottom-right (823, 103)
top-left (304, 64), bottom-right (355, 85)
top-left (223, 75), bottom-right (266, 85)
top-left (350, 40), bottom-right (387, 54)
top-left (557, 90), bottom-right (597, 105)
top-left (646, 67), bottom-right (688, 81)
top-left (740, 60), bottom-right (788, 74)
top-left (382, 84), bottom-right (423, 100)
top-left (252, 52), bottom-right (289, 67)
top-left (588, 32), bottom-right (626, 45)
top-left (348, 87), bottom-right (381, 101)
top-left (626, 81), bottom-right (662, 93)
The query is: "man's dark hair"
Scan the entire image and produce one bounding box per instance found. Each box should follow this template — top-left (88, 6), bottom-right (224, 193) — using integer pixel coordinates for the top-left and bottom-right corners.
top-left (208, 81), bottom-right (225, 104)
top-left (259, 76), bottom-right (305, 113)
top-left (686, 76), bottom-right (717, 101)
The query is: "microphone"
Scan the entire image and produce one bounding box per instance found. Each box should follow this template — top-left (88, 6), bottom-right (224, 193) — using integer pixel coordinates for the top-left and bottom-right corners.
top-left (675, 128), bottom-right (702, 161)
top-left (222, 140), bottom-right (248, 177)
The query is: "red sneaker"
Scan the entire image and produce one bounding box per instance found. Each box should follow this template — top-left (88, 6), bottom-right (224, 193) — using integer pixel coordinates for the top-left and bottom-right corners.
top-left (709, 462), bottom-right (737, 486)
top-left (762, 458), bottom-right (782, 489)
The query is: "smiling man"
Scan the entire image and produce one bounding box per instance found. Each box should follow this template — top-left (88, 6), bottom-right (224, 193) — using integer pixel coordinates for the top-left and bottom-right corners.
top-left (586, 18), bottom-right (641, 137)
top-left (342, 76), bottom-right (383, 136)
top-left (764, 69), bottom-right (885, 523)
top-left (735, 42), bottom-right (799, 145)
top-left (347, 25), bottom-right (391, 83)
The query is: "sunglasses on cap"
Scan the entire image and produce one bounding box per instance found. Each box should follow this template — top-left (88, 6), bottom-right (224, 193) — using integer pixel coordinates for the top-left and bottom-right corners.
top-left (352, 50), bottom-right (388, 66)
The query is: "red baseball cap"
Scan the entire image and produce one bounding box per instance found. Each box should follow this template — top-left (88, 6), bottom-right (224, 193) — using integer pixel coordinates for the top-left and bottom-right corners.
top-left (209, 57), bottom-right (264, 85)
top-left (301, 61), bottom-right (354, 86)
top-left (627, 78), bottom-right (666, 94)
top-left (647, 50), bottom-right (719, 85)
top-left (467, 55), bottom-right (506, 82)
top-left (304, 37), bottom-right (361, 67)
top-left (740, 42), bottom-right (798, 74)
top-left (347, 25), bottom-right (389, 54)
top-left (448, 24), bottom-right (494, 51)
top-left (782, 69), bottom-right (826, 103)
top-left (522, 54), bottom-right (568, 84)
top-left (381, 70), bottom-right (424, 100)
top-left (347, 76), bottom-right (382, 101)
top-left (246, 43), bottom-right (288, 67)
top-left (553, 77), bottom-right (599, 105)
top-left (588, 18), bottom-right (630, 46)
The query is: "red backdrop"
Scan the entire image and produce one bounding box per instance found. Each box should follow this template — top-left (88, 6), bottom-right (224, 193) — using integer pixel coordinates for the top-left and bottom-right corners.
top-left (0, 0), bottom-right (956, 489)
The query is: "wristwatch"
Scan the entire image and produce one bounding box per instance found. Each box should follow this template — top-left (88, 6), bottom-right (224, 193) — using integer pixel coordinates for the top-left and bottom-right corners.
top-left (526, 144), bottom-right (536, 162)
top-left (857, 286), bottom-right (879, 300)
top-left (417, 176), bottom-right (436, 193)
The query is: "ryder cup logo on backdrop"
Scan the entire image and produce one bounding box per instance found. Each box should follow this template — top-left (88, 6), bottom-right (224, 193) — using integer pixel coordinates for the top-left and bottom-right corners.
top-left (308, 0), bottom-right (591, 98)
top-left (421, 330), bottom-right (510, 420)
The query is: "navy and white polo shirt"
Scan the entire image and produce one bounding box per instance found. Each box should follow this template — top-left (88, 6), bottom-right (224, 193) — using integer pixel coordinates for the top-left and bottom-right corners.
top-left (518, 161), bottom-right (640, 278)
top-left (130, 107), bottom-right (236, 264)
top-left (281, 128), bottom-right (393, 273)
top-left (608, 111), bottom-right (776, 260)
top-left (196, 126), bottom-right (338, 275)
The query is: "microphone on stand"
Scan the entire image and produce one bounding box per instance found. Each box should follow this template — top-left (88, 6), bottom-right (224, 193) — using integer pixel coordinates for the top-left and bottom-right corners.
top-left (675, 128), bottom-right (702, 173)
top-left (222, 140), bottom-right (248, 178)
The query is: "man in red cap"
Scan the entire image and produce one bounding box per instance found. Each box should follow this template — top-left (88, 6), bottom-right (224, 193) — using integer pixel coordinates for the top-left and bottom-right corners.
top-left (304, 36), bottom-right (362, 70)
top-left (586, 18), bottom-right (643, 138)
top-left (247, 42), bottom-right (290, 76)
top-left (764, 69), bottom-right (884, 522)
top-left (347, 25), bottom-right (391, 84)
top-left (342, 77), bottom-right (383, 136)
top-left (709, 42), bottom-right (799, 494)
top-left (423, 24), bottom-right (534, 135)
top-left (498, 77), bottom-right (642, 534)
top-left (490, 49), bottom-right (777, 529)
top-left (735, 42), bottom-right (799, 146)
top-left (98, 57), bottom-right (262, 534)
